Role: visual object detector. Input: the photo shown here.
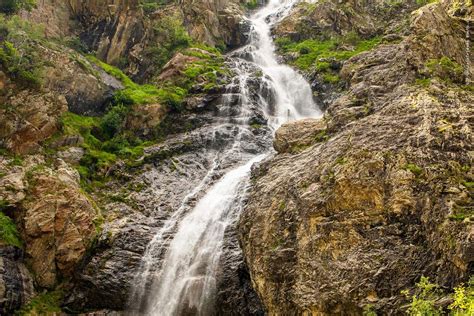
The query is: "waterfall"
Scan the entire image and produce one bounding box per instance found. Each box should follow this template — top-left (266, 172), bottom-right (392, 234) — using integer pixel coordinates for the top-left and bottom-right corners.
top-left (129, 1), bottom-right (322, 315)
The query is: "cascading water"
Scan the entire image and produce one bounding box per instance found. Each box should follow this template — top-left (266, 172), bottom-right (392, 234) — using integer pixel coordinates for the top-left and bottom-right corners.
top-left (129, 1), bottom-right (322, 315)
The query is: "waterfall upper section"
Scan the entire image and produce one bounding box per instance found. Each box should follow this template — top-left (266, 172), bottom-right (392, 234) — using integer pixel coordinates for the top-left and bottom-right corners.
top-left (128, 1), bottom-right (322, 315)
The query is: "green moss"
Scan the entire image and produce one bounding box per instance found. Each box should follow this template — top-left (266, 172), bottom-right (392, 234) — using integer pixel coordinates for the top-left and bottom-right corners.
top-left (277, 34), bottom-right (382, 71)
top-left (322, 73), bottom-right (340, 84)
top-left (244, 0), bottom-right (259, 10)
top-left (404, 163), bottom-right (423, 176)
top-left (415, 78), bottom-right (432, 87)
top-left (314, 130), bottom-right (329, 143)
top-left (425, 57), bottom-right (464, 83)
top-left (450, 205), bottom-right (474, 222)
top-left (0, 211), bottom-right (22, 248)
top-left (15, 290), bottom-right (62, 315)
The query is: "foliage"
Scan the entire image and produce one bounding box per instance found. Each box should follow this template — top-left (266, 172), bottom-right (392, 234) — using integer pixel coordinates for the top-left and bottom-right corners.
top-left (416, 0), bottom-right (437, 6)
top-left (0, 211), bottom-right (22, 248)
top-left (449, 277), bottom-right (474, 315)
top-left (403, 277), bottom-right (474, 315)
top-left (276, 33), bottom-right (382, 71)
top-left (0, 15), bottom-right (45, 88)
top-left (363, 304), bottom-right (377, 316)
top-left (403, 277), bottom-right (443, 315)
top-left (0, 0), bottom-right (35, 14)
top-left (146, 14), bottom-right (191, 71)
top-left (244, 0), bottom-right (259, 10)
top-left (15, 290), bottom-right (62, 315)
top-left (139, 0), bottom-right (173, 14)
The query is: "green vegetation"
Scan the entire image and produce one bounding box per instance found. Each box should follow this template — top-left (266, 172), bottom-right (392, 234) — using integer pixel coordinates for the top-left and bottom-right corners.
top-left (0, 15), bottom-right (45, 88)
top-left (404, 163), bottom-right (423, 176)
top-left (0, 211), bottom-right (22, 248)
top-left (276, 33), bottom-right (382, 71)
top-left (449, 205), bottom-right (474, 222)
top-left (425, 57), bottom-right (464, 84)
top-left (15, 290), bottom-right (62, 315)
top-left (60, 112), bottom-right (149, 191)
top-left (416, 0), bottom-right (438, 6)
top-left (0, 0), bottom-right (35, 14)
top-left (403, 277), bottom-right (474, 315)
top-left (139, 0), bottom-right (173, 14)
top-left (146, 14), bottom-right (191, 72)
top-left (244, 0), bottom-right (259, 10)
top-left (403, 277), bottom-right (442, 315)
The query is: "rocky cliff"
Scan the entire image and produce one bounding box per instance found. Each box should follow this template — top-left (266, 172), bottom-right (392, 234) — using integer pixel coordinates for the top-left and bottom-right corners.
top-left (0, 0), bottom-right (473, 314)
top-left (240, 0), bottom-right (473, 314)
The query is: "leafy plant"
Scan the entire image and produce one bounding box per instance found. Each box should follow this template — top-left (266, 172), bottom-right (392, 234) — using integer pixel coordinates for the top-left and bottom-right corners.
top-left (0, 16), bottom-right (45, 88)
top-left (0, 211), bottom-right (22, 248)
top-left (0, 0), bottom-right (35, 14)
top-left (403, 277), bottom-right (442, 315)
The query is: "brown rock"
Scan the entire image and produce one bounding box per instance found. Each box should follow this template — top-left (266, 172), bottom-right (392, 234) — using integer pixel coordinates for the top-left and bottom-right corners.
top-left (273, 118), bottom-right (327, 154)
top-left (0, 90), bottom-right (68, 155)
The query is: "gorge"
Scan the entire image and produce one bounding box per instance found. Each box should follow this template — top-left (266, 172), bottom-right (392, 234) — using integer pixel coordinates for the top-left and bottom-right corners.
top-left (0, 0), bottom-right (473, 315)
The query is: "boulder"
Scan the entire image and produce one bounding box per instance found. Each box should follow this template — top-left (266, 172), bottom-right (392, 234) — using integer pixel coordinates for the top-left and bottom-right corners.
top-left (273, 118), bottom-right (327, 154)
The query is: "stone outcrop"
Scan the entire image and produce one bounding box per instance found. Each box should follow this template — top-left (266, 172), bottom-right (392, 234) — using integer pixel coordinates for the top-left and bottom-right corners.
top-left (240, 1), bottom-right (474, 314)
top-left (0, 156), bottom-right (98, 289)
top-left (0, 246), bottom-right (35, 315)
top-left (0, 89), bottom-right (67, 155)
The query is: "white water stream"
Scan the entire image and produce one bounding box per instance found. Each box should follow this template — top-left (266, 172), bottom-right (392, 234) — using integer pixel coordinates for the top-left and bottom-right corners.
top-left (130, 1), bottom-right (321, 315)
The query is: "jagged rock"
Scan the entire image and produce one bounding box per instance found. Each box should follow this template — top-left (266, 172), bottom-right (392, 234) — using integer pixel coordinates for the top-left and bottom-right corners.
top-left (240, 1), bottom-right (474, 314)
top-left (273, 118), bottom-right (327, 154)
top-left (0, 246), bottom-right (35, 315)
top-left (126, 103), bottom-right (165, 137)
top-left (0, 90), bottom-right (68, 155)
top-left (0, 157), bottom-right (98, 289)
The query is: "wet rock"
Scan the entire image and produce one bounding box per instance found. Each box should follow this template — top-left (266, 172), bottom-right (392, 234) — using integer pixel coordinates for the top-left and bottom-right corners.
top-left (0, 246), bottom-right (35, 315)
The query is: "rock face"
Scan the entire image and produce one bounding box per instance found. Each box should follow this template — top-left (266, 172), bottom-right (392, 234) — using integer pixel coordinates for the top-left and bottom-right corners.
top-left (273, 118), bottom-right (327, 154)
top-left (240, 1), bottom-right (473, 314)
top-left (0, 89), bottom-right (68, 154)
top-left (0, 246), bottom-right (35, 315)
top-left (0, 157), bottom-right (97, 289)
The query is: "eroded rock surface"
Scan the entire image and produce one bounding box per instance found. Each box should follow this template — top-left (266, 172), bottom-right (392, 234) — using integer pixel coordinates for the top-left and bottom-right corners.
top-left (240, 1), bottom-right (474, 314)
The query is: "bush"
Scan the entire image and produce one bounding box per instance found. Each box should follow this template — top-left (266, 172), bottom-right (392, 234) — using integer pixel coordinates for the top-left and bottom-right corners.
top-left (0, 15), bottom-right (44, 88)
top-left (146, 14), bottom-right (191, 71)
top-left (0, 211), bottom-right (22, 248)
top-left (15, 290), bottom-right (62, 315)
top-left (403, 277), bottom-right (442, 315)
top-left (100, 104), bottom-right (129, 138)
top-left (0, 0), bottom-right (35, 14)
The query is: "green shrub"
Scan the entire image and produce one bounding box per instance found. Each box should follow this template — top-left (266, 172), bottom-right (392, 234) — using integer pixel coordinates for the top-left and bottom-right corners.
top-left (403, 277), bottom-right (442, 315)
top-left (100, 104), bottom-right (129, 138)
top-left (322, 73), bottom-right (340, 84)
top-left (0, 0), bottom-right (35, 14)
top-left (0, 211), bottom-right (22, 248)
top-left (0, 15), bottom-right (44, 88)
top-left (449, 277), bottom-right (474, 315)
top-left (146, 14), bottom-right (191, 71)
top-left (244, 0), bottom-right (259, 10)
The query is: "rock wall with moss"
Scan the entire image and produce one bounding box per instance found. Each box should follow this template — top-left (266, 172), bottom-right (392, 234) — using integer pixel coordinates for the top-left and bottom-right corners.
top-left (240, 0), bottom-right (473, 314)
